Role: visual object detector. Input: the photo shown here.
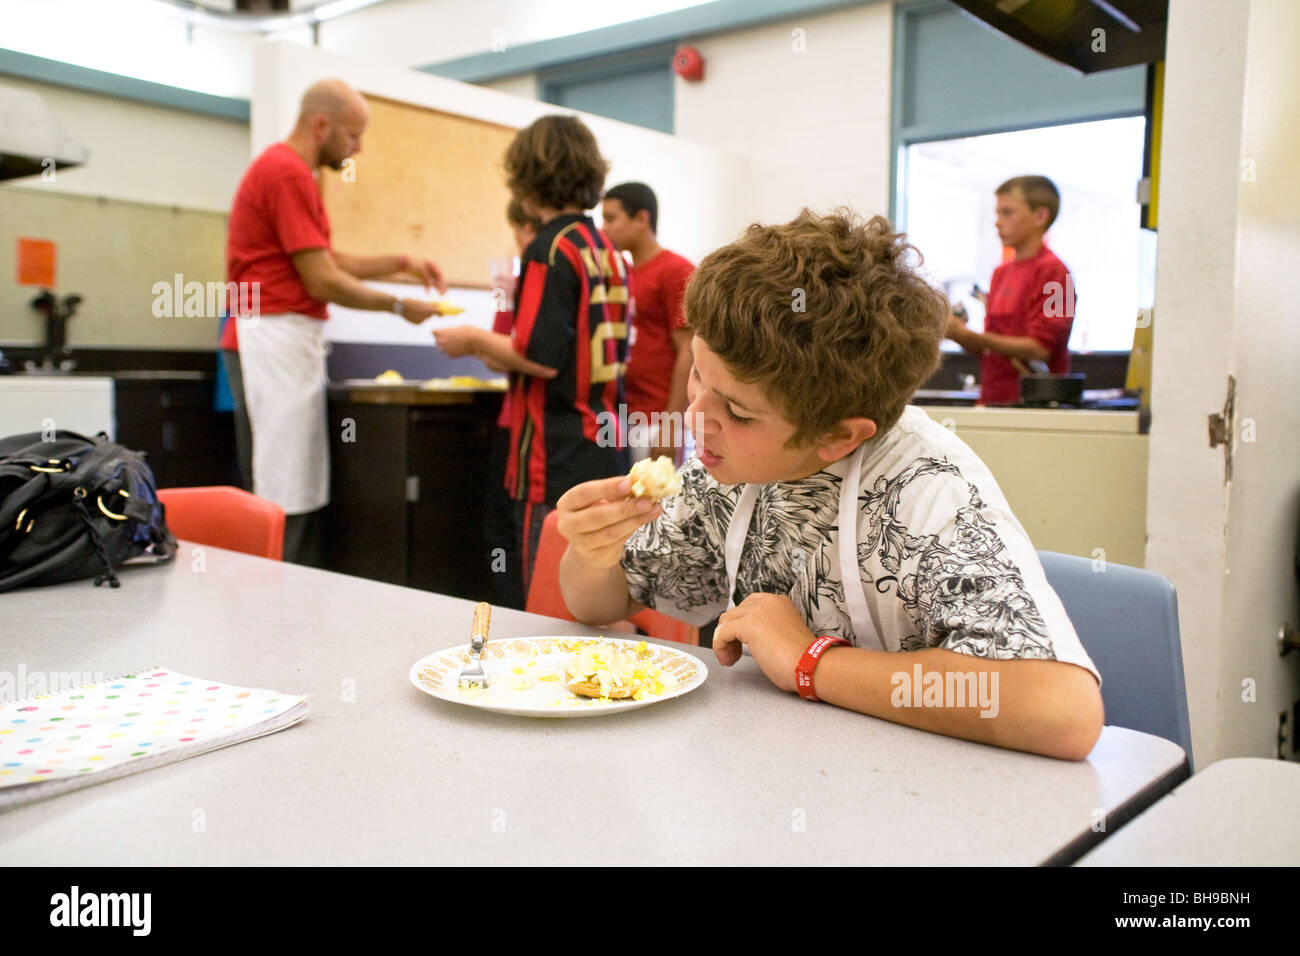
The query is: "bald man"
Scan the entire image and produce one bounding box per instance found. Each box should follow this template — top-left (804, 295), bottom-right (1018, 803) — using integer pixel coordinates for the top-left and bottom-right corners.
top-left (223, 78), bottom-right (448, 566)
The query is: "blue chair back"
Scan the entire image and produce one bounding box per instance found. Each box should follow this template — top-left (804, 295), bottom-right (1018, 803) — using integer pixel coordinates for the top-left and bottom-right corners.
top-left (1038, 550), bottom-right (1194, 771)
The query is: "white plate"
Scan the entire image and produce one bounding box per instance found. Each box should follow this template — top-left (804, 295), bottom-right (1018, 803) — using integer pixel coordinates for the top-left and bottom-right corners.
top-left (408, 636), bottom-right (707, 718)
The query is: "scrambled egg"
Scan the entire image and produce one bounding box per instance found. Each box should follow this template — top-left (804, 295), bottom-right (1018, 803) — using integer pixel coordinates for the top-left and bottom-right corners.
top-left (374, 369), bottom-right (405, 384)
top-left (564, 641), bottom-right (674, 700)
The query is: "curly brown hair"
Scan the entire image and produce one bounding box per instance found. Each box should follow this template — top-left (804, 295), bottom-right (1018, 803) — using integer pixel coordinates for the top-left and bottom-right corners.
top-left (685, 208), bottom-right (946, 446)
top-left (504, 115), bottom-right (608, 211)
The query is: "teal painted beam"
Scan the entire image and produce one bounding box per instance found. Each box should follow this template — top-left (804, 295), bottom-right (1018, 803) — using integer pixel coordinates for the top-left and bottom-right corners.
top-left (0, 49), bottom-right (250, 122)
top-left (420, 0), bottom-right (881, 83)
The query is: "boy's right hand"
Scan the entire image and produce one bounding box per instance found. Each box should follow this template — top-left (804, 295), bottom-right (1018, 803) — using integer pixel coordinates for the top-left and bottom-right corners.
top-left (556, 476), bottom-right (661, 571)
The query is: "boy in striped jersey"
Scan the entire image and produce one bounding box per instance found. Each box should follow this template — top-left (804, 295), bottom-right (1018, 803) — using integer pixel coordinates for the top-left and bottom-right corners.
top-left (433, 115), bottom-right (630, 596)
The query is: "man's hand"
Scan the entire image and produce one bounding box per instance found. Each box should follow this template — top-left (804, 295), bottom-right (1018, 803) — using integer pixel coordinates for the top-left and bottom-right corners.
top-left (947, 312), bottom-right (968, 337)
top-left (556, 475), bottom-right (661, 572)
top-left (432, 325), bottom-right (483, 358)
top-left (713, 593), bottom-right (817, 691)
top-left (399, 299), bottom-right (441, 325)
top-left (404, 257), bottom-right (448, 295)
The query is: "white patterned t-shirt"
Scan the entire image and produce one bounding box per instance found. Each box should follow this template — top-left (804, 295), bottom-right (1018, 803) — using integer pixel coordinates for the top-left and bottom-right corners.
top-left (621, 406), bottom-right (1100, 681)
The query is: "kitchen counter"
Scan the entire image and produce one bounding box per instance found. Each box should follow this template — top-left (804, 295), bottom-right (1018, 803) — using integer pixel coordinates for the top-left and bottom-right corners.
top-left (0, 375), bottom-right (115, 438)
top-left (327, 378), bottom-right (505, 406)
top-left (922, 404), bottom-right (1141, 434)
top-left (920, 404), bottom-right (1148, 567)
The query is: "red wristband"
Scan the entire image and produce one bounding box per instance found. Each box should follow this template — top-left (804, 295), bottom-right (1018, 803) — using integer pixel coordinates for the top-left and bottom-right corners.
top-left (795, 636), bottom-right (849, 701)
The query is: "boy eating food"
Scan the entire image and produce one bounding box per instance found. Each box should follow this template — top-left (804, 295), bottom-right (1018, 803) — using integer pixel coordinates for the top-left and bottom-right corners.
top-left (557, 209), bottom-right (1103, 760)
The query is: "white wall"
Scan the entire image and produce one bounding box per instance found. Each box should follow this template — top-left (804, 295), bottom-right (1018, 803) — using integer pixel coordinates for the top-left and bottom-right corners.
top-left (481, 74), bottom-right (538, 100)
top-left (252, 41), bottom-right (752, 345)
top-left (0, 77), bottom-right (248, 212)
top-left (0, 0), bottom-right (288, 99)
top-left (318, 0), bottom-right (715, 67)
top-left (1217, 0), bottom-right (1300, 759)
top-left (0, 0), bottom-right (713, 99)
top-left (674, 3), bottom-right (894, 225)
top-left (1147, 0), bottom-right (1300, 767)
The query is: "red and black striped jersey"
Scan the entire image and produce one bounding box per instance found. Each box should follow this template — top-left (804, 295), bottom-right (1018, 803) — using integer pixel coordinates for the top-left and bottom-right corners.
top-left (504, 214), bottom-right (631, 504)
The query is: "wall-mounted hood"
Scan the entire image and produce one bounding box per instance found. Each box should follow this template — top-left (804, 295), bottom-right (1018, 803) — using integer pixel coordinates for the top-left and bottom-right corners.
top-left (949, 0), bottom-right (1168, 74)
top-left (0, 85), bottom-right (90, 181)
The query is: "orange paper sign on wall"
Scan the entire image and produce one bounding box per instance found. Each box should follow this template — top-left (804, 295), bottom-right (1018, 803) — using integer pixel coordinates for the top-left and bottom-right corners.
top-left (17, 238), bottom-right (56, 287)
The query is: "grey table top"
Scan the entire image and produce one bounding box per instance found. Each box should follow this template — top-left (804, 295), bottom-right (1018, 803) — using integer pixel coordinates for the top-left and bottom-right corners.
top-left (1, 545), bottom-right (1188, 866)
top-left (1076, 758), bottom-right (1300, 866)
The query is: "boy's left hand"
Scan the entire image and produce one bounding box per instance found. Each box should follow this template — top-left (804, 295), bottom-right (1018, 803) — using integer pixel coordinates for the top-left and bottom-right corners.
top-left (432, 325), bottom-right (481, 358)
top-left (713, 593), bottom-right (816, 692)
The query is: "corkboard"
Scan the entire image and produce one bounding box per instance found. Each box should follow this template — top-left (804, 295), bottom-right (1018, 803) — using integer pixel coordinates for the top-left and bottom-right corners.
top-left (319, 95), bottom-right (519, 290)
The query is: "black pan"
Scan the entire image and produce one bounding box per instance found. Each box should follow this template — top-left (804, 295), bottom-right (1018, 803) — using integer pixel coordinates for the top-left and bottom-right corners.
top-left (1020, 373), bottom-right (1086, 406)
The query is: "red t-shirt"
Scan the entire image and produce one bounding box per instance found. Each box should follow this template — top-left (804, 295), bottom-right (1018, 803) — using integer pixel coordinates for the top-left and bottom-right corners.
top-left (625, 249), bottom-right (694, 418)
top-left (979, 245), bottom-right (1076, 405)
top-left (219, 143), bottom-right (331, 350)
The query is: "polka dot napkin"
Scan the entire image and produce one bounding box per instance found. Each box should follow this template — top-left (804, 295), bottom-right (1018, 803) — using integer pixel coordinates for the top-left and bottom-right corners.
top-left (0, 667), bottom-right (308, 809)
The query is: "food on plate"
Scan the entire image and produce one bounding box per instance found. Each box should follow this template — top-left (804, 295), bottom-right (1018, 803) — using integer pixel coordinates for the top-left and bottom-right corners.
top-left (627, 456), bottom-right (682, 501)
top-left (419, 376), bottom-right (508, 391)
top-left (564, 640), bottom-right (674, 700)
top-left (374, 369), bottom-right (405, 384)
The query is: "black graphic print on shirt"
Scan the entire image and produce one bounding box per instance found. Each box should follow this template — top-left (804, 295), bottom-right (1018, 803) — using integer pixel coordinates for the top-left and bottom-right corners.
top-left (623, 455), bottom-right (1056, 661)
top-left (860, 458), bottom-right (1054, 659)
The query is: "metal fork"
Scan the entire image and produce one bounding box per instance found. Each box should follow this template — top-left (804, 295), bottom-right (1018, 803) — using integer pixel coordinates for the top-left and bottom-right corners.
top-left (458, 601), bottom-right (492, 689)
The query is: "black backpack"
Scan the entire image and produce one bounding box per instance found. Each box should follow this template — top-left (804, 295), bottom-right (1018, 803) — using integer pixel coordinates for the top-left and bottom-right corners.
top-left (0, 431), bottom-right (176, 592)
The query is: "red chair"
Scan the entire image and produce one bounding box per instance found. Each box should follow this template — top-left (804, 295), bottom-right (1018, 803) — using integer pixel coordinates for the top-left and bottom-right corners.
top-left (526, 510), bottom-right (697, 645)
top-left (156, 486), bottom-right (285, 561)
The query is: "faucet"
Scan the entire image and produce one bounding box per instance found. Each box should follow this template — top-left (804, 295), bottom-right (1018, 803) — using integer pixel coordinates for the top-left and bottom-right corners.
top-left (27, 289), bottom-right (81, 373)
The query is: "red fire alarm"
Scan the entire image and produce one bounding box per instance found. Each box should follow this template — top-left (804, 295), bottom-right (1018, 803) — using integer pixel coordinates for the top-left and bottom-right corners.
top-left (674, 45), bottom-right (704, 82)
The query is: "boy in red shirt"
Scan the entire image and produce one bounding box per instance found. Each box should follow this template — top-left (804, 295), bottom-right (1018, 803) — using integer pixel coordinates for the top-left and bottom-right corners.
top-left (601, 182), bottom-right (695, 462)
top-left (946, 175), bottom-right (1076, 405)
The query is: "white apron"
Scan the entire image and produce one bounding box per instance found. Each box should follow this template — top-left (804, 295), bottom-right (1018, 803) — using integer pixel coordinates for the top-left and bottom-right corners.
top-left (723, 440), bottom-right (880, 648)
top-left (236, 313), bottom-right (330, 515)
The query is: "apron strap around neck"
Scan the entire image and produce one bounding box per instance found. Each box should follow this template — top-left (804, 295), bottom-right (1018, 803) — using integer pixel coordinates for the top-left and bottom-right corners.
top-left (723, 442), bottom-right (877, 647)
top-left (724, 484), bottom-right (759, 610)
top-left (837, 441), bottom-right (875, 643)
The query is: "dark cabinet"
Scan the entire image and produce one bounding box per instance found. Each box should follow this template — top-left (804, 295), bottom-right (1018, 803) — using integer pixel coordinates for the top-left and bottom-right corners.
top-left (114, 374), bottom-right (235, 488)
top-left (326, 389), bottom-right (502, 600)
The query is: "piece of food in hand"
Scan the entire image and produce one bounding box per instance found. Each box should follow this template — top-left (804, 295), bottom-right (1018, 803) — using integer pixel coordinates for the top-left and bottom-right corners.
top-left (374, 369), bottom-right (404, 384)
top-left (628, 456), bottom-right (682, 501)
top-left (565, 640), bottom-right (673, 700)
top-left (435, 300), bottom-right (465, 316)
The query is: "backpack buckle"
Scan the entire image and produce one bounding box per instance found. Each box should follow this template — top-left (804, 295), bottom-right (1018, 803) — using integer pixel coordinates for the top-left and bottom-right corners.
top-left (30, 458), bottom-right (71, 473)
top-left (96, 489), bottom-right (131, 521)
top-left (14, 508), bottom-right (35, 533)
